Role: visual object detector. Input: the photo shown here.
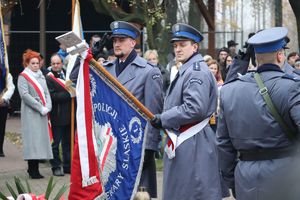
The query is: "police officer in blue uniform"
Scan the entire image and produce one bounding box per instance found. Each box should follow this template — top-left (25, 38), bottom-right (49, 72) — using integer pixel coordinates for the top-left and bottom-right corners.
top-left (217, 27), bottom-right (300, 200)
top-left (151, 23), bottom-right (222, 200)
top-left (103, 21), bottom-right (163, 198)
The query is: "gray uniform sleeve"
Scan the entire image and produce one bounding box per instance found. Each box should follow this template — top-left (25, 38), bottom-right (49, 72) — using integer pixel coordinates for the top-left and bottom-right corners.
top-left (161, 70), bottom-right (212, 129)
top-left (225, 59), bottom-right (249, 83)
top-left (288, 81), bottom-right (300, 132)
top-left (17, 75), bottom-right (44, 114)
top-left (216, 89), bottom-right (237, 188)
top-left (144, 67), bottom-right (163, 150)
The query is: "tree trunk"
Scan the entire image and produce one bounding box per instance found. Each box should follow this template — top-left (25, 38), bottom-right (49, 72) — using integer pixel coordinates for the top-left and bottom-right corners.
top-left (194, 0), bottom-right (215, 56)
top-left (275, 0), bottom-right (282, 26)
top-left (158, 0), bottom-right (178, 65)
top-left (189, 0), bottom-right (201, 30)
top-left (289, 0), bottom-right (300, 51)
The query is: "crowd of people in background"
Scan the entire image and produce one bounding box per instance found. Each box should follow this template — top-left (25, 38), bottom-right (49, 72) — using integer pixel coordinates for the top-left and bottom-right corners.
top-left (1, 21), bottom-right (300, 200)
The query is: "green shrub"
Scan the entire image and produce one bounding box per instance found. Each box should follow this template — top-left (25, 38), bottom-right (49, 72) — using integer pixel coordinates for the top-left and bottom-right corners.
top-left (0, 176), bottom-right (69, 200)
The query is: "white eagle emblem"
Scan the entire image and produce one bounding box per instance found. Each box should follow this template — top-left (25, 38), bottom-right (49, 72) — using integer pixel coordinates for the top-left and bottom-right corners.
top-left (175, 24), bottom-right (180, 32)
top-left (94, 122), bottom-right (117, 186)
top-left (113, 21), bottom-right (119, 29)
top-left (90, 74), bottom-right (97, 97)
top-left (130, 117), bottom-right (143, 144)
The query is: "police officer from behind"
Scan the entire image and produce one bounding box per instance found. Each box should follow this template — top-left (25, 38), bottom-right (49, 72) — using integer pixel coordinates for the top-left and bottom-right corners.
top-left (104, 21), bottom-right (163, 198)
top-left (217, 27), bottom-right (300, 200)
top-left (150, 23), bottom-right (222, 200)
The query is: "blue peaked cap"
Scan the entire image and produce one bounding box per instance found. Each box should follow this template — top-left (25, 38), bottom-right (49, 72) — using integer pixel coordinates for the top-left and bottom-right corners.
top-left (110, 21), bottom-right (140, 39)
top-left (171, 23), bottom-right (203, 43)
top-left (247, 27), bottom-right (289, 53)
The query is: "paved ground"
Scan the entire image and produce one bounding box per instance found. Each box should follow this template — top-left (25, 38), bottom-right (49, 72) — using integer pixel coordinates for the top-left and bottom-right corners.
top-left (0, 116), bottom-right (163, 199)
top-left (1, 116), bottom-right (233, 200)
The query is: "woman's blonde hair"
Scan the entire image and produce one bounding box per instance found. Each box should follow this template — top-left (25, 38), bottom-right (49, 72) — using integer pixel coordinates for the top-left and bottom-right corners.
top-left (144, 49), bottom-right (158, 61)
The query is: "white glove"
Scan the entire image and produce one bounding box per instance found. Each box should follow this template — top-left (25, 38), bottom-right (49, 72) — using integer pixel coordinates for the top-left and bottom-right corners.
top-left (41, 107), bottom-right (49, 116)
top-left (80, 49), bottom-right (88, 60)
top-left (69, 90), bottom-right (76, 98)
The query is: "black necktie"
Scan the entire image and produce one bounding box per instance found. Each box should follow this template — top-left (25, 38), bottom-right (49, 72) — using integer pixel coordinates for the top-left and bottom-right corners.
top-left (59, 72), bottom-right (65, 80)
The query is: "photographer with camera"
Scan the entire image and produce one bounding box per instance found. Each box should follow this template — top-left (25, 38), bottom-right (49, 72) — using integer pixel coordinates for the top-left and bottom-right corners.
top-left (68, 33), bottom-right (110, 84)
top-left (224, 33), bottom-right (256, 83)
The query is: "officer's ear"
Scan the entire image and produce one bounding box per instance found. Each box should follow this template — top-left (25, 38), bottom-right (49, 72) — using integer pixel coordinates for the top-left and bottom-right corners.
top-left (192, 42), bottom-right (199, 53)
top-left (129, 38), bottom-right (136, 48)
top-left (276, 50), bottom-right (285, 65)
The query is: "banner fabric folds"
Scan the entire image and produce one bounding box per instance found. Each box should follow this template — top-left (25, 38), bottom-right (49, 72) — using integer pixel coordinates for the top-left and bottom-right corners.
top-left (69, 54), bottom-right (148, 200)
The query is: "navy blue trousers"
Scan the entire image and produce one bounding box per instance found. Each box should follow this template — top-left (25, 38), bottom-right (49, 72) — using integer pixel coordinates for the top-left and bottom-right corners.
top-left (50, 125), bottom-right (71, 172)
top-left (0, 106), bottom-right (8, 154)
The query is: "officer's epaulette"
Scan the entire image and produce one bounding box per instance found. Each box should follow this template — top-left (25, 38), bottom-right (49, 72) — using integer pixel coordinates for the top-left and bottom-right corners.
top-left (281, 74), bottom-right (300, 81)
top-left (222, 73), bottom-right (248, 85)
top-left (104, 60), bottom-right (115, 67)
top-left (222, 77), bottom-right (239, 85)
top-left (193, 61), bottom-right (203, 71)
top-left (293, 69), bottom-right (300, 76)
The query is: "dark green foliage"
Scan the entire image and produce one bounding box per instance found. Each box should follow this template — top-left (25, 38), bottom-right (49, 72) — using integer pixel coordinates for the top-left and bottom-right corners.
top-left (0, 176), bottom-right (68, 200)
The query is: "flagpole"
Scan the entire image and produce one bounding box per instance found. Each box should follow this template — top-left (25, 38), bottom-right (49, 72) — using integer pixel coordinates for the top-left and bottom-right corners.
top-left (0, 2), bottom-right (9, 86)
top-left (89, 58), bottom-right (170, 141)
top-left (72, 0), bottom-right (75, 28)
top-left (70, 0), bottom-right (76, 162)
top-left (89, 59), bottom-right (154, 119)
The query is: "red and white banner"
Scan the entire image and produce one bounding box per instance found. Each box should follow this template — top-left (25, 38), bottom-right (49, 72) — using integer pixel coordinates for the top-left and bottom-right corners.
top-left (69, 53), bottom-right (104, 199)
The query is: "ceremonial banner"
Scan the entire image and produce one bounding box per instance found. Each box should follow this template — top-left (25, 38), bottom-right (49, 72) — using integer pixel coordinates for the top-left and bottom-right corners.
top-left (0, 7), bottom-right (9, 94)
top-left (65, 0), bottom-right (84, 80)
top-left (69, 54), bottom-right (103, 200)
top-left (90, 64), bottom-right (147, 200)
top-left (69, 54), bottom-right (148, 200)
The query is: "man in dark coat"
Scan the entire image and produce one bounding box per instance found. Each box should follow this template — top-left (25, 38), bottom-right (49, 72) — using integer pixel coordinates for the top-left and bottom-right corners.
top-left (46, 53), bottom-right (73, 176)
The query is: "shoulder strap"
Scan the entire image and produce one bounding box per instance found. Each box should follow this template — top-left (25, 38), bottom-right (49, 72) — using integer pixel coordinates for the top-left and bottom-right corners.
top-left (253, 73), bottom-right (296, 140)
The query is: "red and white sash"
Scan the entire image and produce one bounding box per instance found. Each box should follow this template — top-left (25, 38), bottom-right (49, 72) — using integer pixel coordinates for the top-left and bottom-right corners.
top-left (21, 71), bottom-right (46, 104)
top-left (165, 117), bottom-right (210, 159)
top-left (47, 72), bottom-right (67, 90)
top-left (20, 70), bottom-right (53, 141)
